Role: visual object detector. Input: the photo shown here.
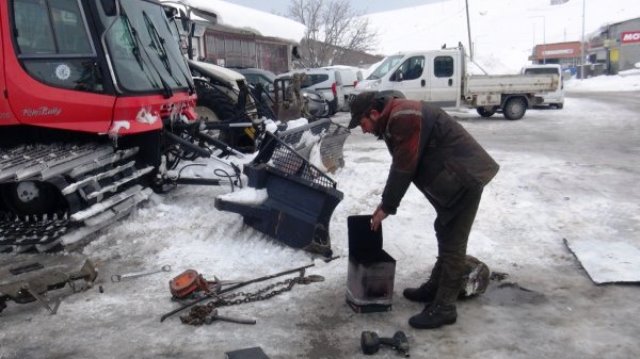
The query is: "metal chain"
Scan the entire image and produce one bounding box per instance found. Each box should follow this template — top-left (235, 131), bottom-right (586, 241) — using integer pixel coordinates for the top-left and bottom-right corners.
top-left (180, 273), bottom-right (324, 325)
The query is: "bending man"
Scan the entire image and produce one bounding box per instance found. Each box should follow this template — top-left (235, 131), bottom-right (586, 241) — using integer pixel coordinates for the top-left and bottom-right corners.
top-left (348, 92), bottom-right (499, 329)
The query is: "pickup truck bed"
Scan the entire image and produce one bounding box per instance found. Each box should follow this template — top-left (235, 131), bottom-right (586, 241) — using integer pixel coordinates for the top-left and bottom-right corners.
top-left (465, 74), bottom-right (558, 95)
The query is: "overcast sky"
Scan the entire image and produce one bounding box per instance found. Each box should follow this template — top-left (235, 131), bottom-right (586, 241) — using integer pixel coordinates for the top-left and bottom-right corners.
top-left (221, 0), bottom-right (444, 16)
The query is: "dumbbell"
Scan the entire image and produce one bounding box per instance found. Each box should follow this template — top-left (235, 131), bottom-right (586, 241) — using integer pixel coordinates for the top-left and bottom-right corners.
top-left (361, 330), bottom-right (410, 357)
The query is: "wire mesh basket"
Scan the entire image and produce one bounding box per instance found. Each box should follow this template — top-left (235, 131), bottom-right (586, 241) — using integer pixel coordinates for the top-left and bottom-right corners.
top-left (275, 118), bottom-right (350, 172)
top-left (253, 131), bottom-right (337, 190)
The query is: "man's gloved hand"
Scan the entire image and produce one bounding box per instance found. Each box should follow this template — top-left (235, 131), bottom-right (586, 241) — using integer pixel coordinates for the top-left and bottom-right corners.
top-left (371, 204), bottom-right (388, 231)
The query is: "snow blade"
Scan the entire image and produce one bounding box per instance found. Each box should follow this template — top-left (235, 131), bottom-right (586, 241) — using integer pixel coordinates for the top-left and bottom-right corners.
top-left (215, 132), bottom-right (343, 257)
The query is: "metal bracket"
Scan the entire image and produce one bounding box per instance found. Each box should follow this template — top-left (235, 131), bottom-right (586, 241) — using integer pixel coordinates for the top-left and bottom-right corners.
top-left (21, 283), bottom-right (61, 315)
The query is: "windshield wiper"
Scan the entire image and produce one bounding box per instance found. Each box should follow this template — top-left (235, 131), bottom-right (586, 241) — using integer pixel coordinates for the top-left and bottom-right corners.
top-left (121, 9), bottom-right (173, 98)
top-left (143, 12), bottom-right (172, 75)
top-left (142, 11), bottom-right (195, 94)
top-left (121, 16), bottom-right (161, 89)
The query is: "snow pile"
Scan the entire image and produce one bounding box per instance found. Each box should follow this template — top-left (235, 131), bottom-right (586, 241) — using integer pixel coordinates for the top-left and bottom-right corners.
top-left (217, 187), bottom-right (268, 205)
top-left (619, 67), bottom-right (640, 77)
top-left (565, 74), bottom-right (640, 92)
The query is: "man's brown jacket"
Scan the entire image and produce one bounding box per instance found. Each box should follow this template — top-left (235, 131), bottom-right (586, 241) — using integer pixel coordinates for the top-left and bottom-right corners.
top-left (375, 98), bottom-right (499, 216)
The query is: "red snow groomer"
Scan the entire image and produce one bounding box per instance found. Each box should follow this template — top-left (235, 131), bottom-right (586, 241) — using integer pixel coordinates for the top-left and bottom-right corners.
top-left (0, 0), bottom-right (347, 255)
top-left (0, 0), bottom-right (204, 252)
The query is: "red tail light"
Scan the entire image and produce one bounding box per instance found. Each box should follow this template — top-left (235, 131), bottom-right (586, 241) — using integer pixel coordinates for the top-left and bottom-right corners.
top-left (331, 82), bottom-right (337, 97)
top-left (354, 80), bottom-right (358, 87)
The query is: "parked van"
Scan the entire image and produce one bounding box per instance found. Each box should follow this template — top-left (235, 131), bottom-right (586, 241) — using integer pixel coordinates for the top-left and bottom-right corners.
top-left (323, 66), bottom-right (363, 111)
top-left (521, 64), bottom-right (564, 109)
top-left (277, 68), bottom-right (344, 114)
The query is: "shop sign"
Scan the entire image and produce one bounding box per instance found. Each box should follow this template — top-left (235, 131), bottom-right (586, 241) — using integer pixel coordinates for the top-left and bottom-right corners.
top-left (621, 31), bottom-right (640, 44)
top-left (542, 49), bottom-right (574, 56)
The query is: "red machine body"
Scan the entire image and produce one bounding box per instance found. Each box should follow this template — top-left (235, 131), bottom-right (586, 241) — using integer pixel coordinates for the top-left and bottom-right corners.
top-left (0, 0), bottom-right (196, 136)
top-left (0, 0), bottom-right (201, 253)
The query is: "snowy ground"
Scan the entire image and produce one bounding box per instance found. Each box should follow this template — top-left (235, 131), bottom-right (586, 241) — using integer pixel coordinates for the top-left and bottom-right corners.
top-left (1, 83), bottom-right (640, 358)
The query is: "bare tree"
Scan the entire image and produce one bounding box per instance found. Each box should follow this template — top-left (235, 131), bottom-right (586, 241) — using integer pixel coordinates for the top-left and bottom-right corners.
top-left (288, 0), bottom-right (377, 67)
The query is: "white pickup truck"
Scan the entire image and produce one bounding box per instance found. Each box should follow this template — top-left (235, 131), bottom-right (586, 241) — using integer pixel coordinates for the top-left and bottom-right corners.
top-left (356, 46), bottom-right (559, 120)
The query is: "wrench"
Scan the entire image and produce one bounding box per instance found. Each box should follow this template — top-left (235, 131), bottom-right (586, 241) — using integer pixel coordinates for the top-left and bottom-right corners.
top-left (111, 264), bottom-right (172, 282)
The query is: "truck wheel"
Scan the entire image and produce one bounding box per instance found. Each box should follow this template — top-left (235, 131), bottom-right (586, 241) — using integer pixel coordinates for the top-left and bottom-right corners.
top-left (476, 106), bottom-right (496, 118)
top-left (195, 82), bottom-right (255, 152)
top-left (502, 97), bottom-right (527, 120)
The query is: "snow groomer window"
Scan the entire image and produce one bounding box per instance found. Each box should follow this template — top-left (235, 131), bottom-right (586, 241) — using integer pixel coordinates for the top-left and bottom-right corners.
top-left (12, 0), bottom-right (104, 92)
top-left (434, 56), bottom-right (454, 78)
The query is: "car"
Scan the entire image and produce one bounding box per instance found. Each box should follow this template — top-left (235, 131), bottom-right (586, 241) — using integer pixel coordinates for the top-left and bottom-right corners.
top-left (322, 66), bottom-right (364, 111)
top-left (277, 68), bottom-right (344, 115)
top-left (521, 64), bottom-right (565, 109)
top-left (230, 67), bottom-right (276, 91)
top-left (228, 67), bottom-right (279, 119)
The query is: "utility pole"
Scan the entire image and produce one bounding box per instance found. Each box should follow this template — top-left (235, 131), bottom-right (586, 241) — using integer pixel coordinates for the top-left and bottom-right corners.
top-left (541, 17), bottom-right (546, 64)
top-left (580, 0), bottom-right (586, 80)
top-left (465, 0), bottom-right (473, 60)
top-left (530, 16), bottom-right (546, 64)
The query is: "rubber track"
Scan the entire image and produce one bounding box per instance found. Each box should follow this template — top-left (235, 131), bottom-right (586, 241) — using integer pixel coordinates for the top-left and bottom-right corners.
top-left (0, 143), bottom-right (151, 253)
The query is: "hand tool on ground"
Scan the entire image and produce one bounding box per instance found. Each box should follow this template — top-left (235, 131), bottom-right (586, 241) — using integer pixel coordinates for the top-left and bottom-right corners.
top-left (169, 270), bottom-right (244, 299)
top-left (111, 265), bottom-right (172, 283)
top-left (361, 330), bottom-right (410, 357)
top-left (160, 256), bottom-right (339, 322)
top-left (203, 309), bottom-right (256, 325)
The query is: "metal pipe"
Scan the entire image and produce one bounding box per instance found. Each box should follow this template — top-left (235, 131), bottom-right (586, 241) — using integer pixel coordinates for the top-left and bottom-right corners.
top-left (465, 0), bottom-right (473, 61)
top-left (195, 131), bottom-right (244, 157)
top-left (163, 130), bottom-right (211, 158)
top-left (174, 177), bottom-right (224, 186)
top-left (580, 0), bottom-right (586, 80)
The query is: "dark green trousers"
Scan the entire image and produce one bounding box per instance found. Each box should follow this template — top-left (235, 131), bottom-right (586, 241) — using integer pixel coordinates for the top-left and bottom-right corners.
top-left (429, 187), bottom-right (483, 305)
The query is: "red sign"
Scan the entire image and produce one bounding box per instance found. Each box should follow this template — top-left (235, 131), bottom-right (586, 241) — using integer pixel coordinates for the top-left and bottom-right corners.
top-left (621, 31), bottom-right (640, 44)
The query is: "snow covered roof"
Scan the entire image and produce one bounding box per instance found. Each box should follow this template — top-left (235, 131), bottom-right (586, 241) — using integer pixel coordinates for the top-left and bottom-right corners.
top-left (183, 0), bottom-right (305, 43)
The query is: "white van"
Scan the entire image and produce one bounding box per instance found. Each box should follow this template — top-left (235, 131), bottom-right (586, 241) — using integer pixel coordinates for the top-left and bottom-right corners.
top-left (323, 66), bottom-right (363, 111)
top-left (277, 68), bottom-right (344, 114)
top-left (521, 64), bottom-right (565, 109)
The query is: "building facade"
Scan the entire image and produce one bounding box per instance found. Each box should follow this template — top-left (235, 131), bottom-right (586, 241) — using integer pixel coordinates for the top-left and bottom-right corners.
top-left (530, 17), bottom-right (640, 77)
top-left (587, 17), bottom-right (640, 74)
top-left (189, 24), bottom-right (296, 75)
top-left (530, 41), bottom-right (583, 69)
